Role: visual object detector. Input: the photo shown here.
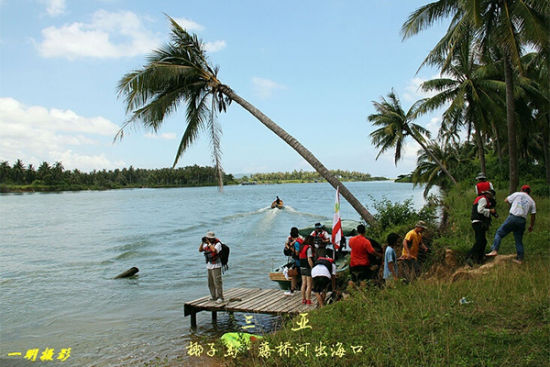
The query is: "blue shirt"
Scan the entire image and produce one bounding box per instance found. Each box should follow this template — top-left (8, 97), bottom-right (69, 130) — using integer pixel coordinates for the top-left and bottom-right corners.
top-left (383, 246), bottom-right (398, 280)
top-left (293, 241), bottom-right (301, 267)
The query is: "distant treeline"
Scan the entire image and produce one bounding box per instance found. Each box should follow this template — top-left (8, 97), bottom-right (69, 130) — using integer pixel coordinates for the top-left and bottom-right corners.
top-left (241, 170), bottom-right (387, 183)
top-left (0, 160), bottom-right (386, 192)
top-left (0, 160), bottom-right (235, 192)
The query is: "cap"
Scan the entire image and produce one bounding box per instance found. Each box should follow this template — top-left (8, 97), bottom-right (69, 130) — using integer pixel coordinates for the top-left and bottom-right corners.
top-left (415, 221), bottom-right (427, 229)
top-left (314, 223), bottom-right (323, 229)
top-left (476, 172), bottom-right (486, 180)
top-left (205, 231), bottom-right (216, 239)
top-left (521, 185), bottom-right (531, 192)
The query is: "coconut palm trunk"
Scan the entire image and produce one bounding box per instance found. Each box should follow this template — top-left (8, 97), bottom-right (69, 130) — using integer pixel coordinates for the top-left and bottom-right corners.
top-left (219, 85), bottom-right (376, 225)
top-left (503, 56), bottom-right (519, 193)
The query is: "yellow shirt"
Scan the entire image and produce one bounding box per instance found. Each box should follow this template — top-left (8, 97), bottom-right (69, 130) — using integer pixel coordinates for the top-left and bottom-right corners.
top-left (402, 229), bottom-right (422, 259)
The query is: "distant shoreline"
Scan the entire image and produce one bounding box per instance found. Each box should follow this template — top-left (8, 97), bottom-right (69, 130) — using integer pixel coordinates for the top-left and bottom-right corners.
top-left (0, 178), bottom-right (392, 193)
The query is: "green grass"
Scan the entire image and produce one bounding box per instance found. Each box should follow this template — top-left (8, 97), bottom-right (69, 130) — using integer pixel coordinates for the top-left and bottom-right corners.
top-left (232, 256), bottom-right (549, 367)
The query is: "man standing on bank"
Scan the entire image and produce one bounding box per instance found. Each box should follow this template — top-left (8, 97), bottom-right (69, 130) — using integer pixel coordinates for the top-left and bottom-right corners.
top-left (401, 221), bottom-right (429, 280)
top-left (486, 185), bottom-right (536, 264)
top-left (475, 172), bottom-right (494, 195)
top-left (466, 189), bottom-right (496, 266)
top-left (199, 231), bottom-right (224, 303)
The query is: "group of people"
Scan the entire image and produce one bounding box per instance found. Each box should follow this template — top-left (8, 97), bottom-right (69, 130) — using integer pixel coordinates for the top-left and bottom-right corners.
top-left (197, 176), bottom-right (537, 308)
top-left (282, 220), bottom-right (431, 306)
top-left (283, 223), bottom-right (336, 306)
top-left (467, 173), bottom-right (537, 266)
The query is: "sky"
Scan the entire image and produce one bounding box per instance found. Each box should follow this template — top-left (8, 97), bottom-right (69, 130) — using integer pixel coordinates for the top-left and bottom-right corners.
top-left (0, 0), bottom-right (451, 178)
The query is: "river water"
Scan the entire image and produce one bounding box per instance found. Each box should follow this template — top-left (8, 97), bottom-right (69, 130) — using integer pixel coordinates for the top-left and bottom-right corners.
top-left (1, 181), bottom-right (426, 366)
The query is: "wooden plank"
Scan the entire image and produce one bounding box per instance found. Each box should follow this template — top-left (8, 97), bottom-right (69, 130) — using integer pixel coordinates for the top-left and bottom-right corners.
top-left (253, 292), bottom-right (290, 313)
top-left (226, 288), bottom-right (274, 308)
top-left (223, 289), bottom-right (275, 313)
top-left (243, 289), bottom-right (281, 310)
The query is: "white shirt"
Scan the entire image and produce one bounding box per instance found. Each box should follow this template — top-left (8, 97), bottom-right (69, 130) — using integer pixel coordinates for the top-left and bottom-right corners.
top-left (203, 242), bottom-right (222, 269)
top-left (507, 192), bottom-right (536, 218)
top-left (311, 262), bottom-right (336, 279)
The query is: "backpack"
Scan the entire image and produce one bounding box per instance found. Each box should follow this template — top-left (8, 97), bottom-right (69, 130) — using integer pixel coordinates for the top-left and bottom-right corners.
top-left (219, 243), bottom-right (230, 273)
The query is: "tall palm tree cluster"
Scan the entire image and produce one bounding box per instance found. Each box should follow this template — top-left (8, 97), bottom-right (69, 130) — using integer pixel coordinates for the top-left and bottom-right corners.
top-left (369, 0), bottom-right (549, 195)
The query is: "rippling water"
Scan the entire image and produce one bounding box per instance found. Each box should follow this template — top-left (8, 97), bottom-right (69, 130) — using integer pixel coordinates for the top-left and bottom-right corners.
top-left (0, 182), bottom-right (427, 366)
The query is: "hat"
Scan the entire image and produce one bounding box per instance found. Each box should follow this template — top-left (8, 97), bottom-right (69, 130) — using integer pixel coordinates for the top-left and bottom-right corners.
top-left (475, 172), bottom-right (486, 180)
top-left (314, 223), bottom-right (323, 229)
top-left (521, 185), bottom-right (531, 192)
top-left (205, 231), bottom-right (216, 239)
top-left (415, 221), bottom-right (427, 229)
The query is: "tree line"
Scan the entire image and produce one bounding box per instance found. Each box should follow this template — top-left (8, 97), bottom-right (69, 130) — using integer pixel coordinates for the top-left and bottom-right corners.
top-left (0, 160), bottom-right (235, 191)
top-left (0, 159), bottom-right (385, 192)
top-left (369, 1), bottom-right (549, 197)
top-left (241, 170), bottom-right (386, 183)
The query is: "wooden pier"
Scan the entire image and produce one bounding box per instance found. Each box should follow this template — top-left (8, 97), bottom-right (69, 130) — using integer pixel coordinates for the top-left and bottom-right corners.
top-left (184, 287), bottom-right (319, 328)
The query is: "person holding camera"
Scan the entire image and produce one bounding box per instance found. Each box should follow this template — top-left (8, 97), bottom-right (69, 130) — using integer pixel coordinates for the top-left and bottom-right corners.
top-left (310, 223), bottom-right (330, 259)
top-left (466, 189), bottom-right (497, 266)
top-left (198, 231), bottom-right (224, 303)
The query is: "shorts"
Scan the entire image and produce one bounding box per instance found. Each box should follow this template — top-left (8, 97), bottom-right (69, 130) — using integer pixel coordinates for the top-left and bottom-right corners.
top-left (300, 267), bottom-right (311, 277)
top-left (350, 265), bottom-right (373, 282)
top-left (312, 276), bottom-right (330, 293)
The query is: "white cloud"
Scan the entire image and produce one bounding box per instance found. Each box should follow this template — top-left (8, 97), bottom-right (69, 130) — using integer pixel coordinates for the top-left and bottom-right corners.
top-left (43, 0), bottom-right (66, 16)
top-left (37, 10), bottom-right (161, 59)
top-left (144, 132), bottom-right (177, 140)
top-left (252, 77), bottom-right (286, 99)
top-left (427, 116), bottom-right (441, 133)
top-left (0, 97), bottom-right (122, 171)
top-left (173, 17), bottom-right (204, 31)
top-left (403, 76), bottom-right (441, 102)
top-left (204, 40), bottom-right (226, 53)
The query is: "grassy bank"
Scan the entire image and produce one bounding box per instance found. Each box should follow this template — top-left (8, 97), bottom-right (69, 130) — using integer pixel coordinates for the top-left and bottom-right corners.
top-left (226, 185), bottom-right (550, 367)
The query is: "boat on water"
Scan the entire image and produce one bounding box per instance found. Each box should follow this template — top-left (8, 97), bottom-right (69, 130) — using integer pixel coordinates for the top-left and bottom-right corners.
top-left (268, 220), bottom-right (362, 289)
top-left (270, 196), bottom-right (284, 209)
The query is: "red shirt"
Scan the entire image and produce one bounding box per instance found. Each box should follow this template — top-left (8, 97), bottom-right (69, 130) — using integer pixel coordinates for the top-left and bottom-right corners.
top-left (349, 235), bottom-right (375, 267)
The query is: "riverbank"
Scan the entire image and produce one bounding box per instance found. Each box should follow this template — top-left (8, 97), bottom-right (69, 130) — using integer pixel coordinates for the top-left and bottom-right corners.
top-left (165, 184), bottom-right (549, 367)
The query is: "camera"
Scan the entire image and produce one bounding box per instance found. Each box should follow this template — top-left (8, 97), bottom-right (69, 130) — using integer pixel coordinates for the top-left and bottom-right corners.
top-left (202, 236), bottom-right (207, 243)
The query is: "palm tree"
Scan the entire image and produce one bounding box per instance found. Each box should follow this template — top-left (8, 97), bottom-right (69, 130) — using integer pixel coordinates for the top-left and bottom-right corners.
top-left (416, 31), bottom-right (506, 175)
top-left (412, 141), bottom-right (460, 197)
top-left (368, 90), bottom-right (457, 184)
top-left (117, 17), bottom-right (376, 224)
top-left (401, 0), bottom-right (549, 193)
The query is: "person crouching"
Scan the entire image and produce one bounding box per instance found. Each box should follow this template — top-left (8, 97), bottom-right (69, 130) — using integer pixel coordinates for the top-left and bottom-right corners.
top-left (312, 256), bottom-right (336, 307)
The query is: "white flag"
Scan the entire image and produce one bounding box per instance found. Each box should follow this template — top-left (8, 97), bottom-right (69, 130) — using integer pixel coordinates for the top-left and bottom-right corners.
top-left (332, 186), bottom-right (342, 250)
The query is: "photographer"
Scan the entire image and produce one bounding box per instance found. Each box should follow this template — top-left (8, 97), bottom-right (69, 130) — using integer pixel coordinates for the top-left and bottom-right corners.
top-left (198, 231), bottom-right (224, 303)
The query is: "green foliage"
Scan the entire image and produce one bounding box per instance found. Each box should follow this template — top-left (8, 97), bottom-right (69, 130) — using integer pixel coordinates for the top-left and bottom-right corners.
top-left (0, 160), bottom-right (236, 192)
top-left (239, 170), bottom-right (386, 184)
top-left (365, 196), bottom-right (438, 242)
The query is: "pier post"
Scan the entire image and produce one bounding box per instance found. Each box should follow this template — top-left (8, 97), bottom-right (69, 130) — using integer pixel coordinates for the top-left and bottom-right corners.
top-left (190, 312), bottom-right (197, 328)
top-left (211, 311), bottom-right (217, 323)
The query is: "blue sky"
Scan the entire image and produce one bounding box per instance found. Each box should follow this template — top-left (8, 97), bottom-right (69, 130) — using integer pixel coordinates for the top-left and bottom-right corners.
top-left (0, 0), bottom-right (449, 177)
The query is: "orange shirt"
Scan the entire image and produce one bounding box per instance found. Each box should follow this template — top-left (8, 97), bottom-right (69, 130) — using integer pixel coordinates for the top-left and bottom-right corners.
top-left (349, 235), bottom-right (375, 267)
top-left (402, 229), bottom-right (422, 259)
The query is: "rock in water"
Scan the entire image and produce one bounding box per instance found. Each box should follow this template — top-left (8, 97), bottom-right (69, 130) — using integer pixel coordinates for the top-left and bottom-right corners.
top-left (114, 267), bottom-right (139, 279)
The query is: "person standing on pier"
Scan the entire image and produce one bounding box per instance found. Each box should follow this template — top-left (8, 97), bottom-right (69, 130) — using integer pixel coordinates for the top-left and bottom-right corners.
top-left (199, 231), bottom-right (224, 303)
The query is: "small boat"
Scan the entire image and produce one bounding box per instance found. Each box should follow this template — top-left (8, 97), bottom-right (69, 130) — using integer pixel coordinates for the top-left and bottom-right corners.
top-left (271, 198), bottom-right (284, 209)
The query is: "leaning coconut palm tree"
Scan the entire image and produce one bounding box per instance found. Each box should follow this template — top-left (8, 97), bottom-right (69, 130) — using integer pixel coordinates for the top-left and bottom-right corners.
top-left (368, 90), bottom-right (457, 184)
top-left (401, 0), bottom-right (549, 193)
top-left (117, 17), bottom-right (376, 224)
